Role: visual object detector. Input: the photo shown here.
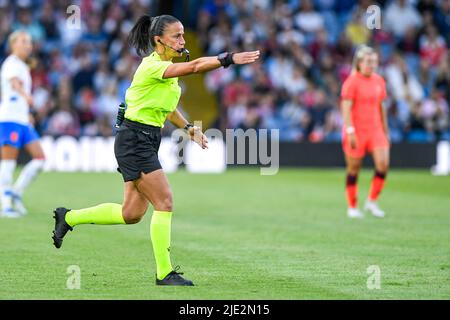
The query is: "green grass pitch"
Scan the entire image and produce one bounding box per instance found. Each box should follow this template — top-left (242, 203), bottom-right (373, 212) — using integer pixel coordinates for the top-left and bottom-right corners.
top-left (0, 168), bottom-right (448, 299)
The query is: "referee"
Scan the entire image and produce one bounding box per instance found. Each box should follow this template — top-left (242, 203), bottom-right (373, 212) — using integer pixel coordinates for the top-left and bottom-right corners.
top-left (51, 14), bottom-right (260, 286)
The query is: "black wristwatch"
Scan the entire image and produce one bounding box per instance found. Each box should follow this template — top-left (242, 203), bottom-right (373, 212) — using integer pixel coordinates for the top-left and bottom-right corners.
top-left (184, 123), bottom-right (194, 131)
top-left (217, 52), bottom-right (235, 68)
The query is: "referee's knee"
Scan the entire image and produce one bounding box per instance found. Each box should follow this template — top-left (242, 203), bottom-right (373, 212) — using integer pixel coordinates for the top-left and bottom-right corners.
top-left (153, 195), bottom-right (173, 212)
top-left (122, 208), bottom-right (145, 224)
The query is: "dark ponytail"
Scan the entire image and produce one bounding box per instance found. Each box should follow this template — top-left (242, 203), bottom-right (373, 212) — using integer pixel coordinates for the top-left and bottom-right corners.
top-left (128, 14), bottom-right (181, 57)
top-left (128, 15), bottom-right (151, 57)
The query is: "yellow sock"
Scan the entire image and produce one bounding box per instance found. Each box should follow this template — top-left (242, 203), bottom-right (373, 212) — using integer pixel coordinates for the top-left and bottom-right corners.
top-left (150, 211), bottom-right (173, 280)
top-left (65, 203), bottom-right (125, 227)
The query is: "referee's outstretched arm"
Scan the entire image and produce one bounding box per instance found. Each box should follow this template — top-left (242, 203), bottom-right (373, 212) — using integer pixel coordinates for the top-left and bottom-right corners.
top-left (162, 51), bottom-right (260, 78)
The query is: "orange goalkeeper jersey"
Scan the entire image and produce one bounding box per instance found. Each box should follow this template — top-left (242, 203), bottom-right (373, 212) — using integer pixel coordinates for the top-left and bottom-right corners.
top-left (340, 71), bottom-right (387, 134)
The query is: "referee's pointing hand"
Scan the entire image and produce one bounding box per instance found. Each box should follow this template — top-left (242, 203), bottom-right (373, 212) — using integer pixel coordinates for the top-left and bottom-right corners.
top-left (232, 50), bottom-right (260, 65)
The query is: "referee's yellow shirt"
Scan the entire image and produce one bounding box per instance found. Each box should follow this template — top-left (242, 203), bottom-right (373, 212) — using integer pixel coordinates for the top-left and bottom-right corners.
top-left (125, 51), bottom-right (181, 127)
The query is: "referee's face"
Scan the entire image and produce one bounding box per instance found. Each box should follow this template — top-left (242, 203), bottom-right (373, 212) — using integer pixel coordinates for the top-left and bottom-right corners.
top-left (161, 22), bottom-right (186, 58)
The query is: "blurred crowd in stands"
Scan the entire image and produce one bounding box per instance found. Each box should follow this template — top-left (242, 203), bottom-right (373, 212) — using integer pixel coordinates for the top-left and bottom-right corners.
top-left (0, 0), bottom-right (448, 142)
top-left (200, 0), bottom-right (449, 142)
top-left (0, 0), bottom-right (151, 137)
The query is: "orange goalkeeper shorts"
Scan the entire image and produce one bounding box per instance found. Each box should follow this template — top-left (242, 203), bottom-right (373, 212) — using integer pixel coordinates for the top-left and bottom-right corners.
top-left (342, 130), bottom-right (389, 158)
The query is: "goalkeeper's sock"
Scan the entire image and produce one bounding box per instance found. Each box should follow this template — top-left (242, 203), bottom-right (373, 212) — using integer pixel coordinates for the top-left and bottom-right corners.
top-left (368, 171), bottom-right (386, 201)
top-left (150, 211), bottom-right (173, 280)
top-left (346, 173), bottom-right (358, 208)
top-left (65, 203), bottom-right (125, 227)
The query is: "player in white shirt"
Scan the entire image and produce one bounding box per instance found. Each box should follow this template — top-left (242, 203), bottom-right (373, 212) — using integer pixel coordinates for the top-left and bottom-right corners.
top-left (0, 31), bottom-right (45, 218)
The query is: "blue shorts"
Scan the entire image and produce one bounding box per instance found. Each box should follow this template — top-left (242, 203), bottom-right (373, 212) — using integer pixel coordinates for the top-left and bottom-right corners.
top-left (0, 122), bottom-right (40, 148)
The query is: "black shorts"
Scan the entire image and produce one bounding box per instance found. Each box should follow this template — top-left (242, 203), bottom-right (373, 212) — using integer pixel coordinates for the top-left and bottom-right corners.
top-left (114, 119), bottom-right (162, 182)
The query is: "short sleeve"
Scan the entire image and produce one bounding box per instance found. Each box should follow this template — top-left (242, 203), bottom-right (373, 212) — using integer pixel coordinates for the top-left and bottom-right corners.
top-left (341, 76), bottom-right (357, 100)
top-left (3, 59), bottom-right (22, 81)
top-left (145, 60), bottom-right (172, 80)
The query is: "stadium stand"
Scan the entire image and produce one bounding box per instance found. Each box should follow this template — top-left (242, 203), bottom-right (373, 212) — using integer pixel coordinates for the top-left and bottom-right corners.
top-left (0, 0), bottom-right (448, 143)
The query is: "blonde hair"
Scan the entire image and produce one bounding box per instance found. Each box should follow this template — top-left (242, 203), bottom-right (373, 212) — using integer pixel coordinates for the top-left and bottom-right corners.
top-left (8, 30), bottom-right (31, 50)
top-left (352, 45), bottom-right (375, 73)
